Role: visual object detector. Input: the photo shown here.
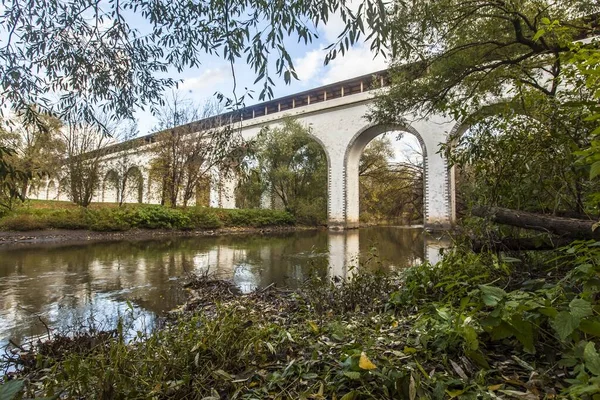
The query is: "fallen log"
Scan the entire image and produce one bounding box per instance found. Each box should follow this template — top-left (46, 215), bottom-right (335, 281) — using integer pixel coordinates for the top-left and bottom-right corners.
top-left (472, 206), bottom-right (600, 240)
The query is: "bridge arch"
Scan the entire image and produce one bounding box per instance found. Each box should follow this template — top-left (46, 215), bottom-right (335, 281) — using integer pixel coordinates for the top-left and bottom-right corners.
top-left (344, 123), bottom-right (428, 228)
top-left (46, 180), bottom-right (57, 200)
top-left (446, 101), bottom-right (542, 220)
top-left (102, 170), bottom-right (120, 203)
top-left (123, 166), bottom-right (144, 203)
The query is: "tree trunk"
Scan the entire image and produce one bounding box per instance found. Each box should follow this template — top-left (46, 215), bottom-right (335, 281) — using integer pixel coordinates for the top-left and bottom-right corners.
top-left (472, 206), bottom-right (600, 240)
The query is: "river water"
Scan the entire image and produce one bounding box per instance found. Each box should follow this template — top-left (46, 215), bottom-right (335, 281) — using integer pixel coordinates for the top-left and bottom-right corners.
top-left (0, 227), bottom-right (447, 348)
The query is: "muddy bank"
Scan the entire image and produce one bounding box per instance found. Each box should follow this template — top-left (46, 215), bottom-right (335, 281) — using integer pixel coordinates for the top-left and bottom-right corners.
top-left (0, 225), bottom-right (320, 247)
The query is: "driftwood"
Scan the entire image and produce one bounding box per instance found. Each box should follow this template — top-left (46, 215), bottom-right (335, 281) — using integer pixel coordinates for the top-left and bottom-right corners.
top-left (472, 206), bottom-right (599, 240)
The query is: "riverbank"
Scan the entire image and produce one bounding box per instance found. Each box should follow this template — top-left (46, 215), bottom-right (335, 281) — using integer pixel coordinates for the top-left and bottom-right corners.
top-left (0, 201), bottom-right (308, 243)
top-left (0, 225), bottom-right (318, 246)
top-left (3, 243), bottom-right (597, 399)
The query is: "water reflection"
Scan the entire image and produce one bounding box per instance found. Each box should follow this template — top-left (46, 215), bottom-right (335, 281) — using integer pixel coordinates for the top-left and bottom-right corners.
top-left (0, 227), bottom-right (448, 347)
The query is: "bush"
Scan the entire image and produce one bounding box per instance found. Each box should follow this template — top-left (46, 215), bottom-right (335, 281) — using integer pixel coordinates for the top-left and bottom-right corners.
top-left (129, 206), bottom-right (190, 229)
top-left (293, 198), bottom-right (326, 226)
top-left (0, 214), bottom-right (48, 231)
top-left (0, 203), bottom-right (298, 232)
top-left (217, 208), bottom-right (295, 227)
top-left (186, 208), bottom-right (223, 230)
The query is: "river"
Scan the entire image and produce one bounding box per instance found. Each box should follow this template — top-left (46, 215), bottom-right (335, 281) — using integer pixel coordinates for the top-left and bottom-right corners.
top-left (0, 227), bottom-right (448, 348)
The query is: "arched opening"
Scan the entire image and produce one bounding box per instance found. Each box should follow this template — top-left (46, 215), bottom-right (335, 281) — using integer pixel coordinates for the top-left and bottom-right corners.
top-left (46, 180), bottom-right (57, 200)
top-left (345, 124), bottom-right (427, 228)
top-left (195, 176), bottom-right (211, 207)
top-left (359, 133), bottom-right (424, 225)
top-left (27, 182), bottom-right (41, 200)
top-left (58, 177), bottom-right (69, 201)
top-left (123, 166), bottom-right (144, 204)
top-left (102, 170), bottom-right (120, 203)
top-left (446, 104), bottom-right (597, 220)
top-left (235, 120), bottom-right (328, 224)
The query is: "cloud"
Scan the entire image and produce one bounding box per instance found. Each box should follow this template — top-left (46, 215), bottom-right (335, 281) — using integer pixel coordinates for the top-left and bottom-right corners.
top-left (319, 43), bottom-right (388, 84)
top-left (292, 0), bottom-right (389, 87)
top-left (178, 68), bottom-right (229, 94)
top-left (292, 42), bottom-right (388, 87)
top-left (293, 46), bottom-right (325, 84)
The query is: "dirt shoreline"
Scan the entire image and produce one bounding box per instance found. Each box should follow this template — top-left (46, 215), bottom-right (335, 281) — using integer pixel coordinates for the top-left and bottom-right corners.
top-left (0, 225), bottom-right (320, 247)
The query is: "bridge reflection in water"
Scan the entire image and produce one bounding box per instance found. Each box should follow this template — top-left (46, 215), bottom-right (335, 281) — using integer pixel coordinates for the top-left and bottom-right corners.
top-left (0, 228), bottom-right (449, 345)
top-left (190, 229), bottom-right (449, 290)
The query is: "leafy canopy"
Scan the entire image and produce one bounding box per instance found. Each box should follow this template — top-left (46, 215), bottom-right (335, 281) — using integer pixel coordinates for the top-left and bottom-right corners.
top-left (371, 0), bottom-right (599, 122)
top-left (0, 0), bottom-right (393, 129)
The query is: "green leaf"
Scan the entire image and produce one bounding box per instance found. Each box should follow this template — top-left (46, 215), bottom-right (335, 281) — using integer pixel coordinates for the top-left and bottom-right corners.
top-left (479, 285), bottom-right (506, 306)
top-left (532, 28), bottom-right (545, 41)
top-left (340, 390), bottom-right (359, 400)
top-left (552, 311), bottom-right (578, 341)
top-left (580, 318), bottom-right (600, 337)
top-left (590, 160), bottom-right (600, 179)
top-left (0, 380), bottom-right (24, 400)
top-left (584, 342), bottom-right (600, 375)
top-left (570, 298), bottom-right (593, 320)
top-left (343, 371), bottom-right (361, 380)
top-left (510, 317), bottom-right (536, 354)
top-left (465, 349), bottom-right (490, 369)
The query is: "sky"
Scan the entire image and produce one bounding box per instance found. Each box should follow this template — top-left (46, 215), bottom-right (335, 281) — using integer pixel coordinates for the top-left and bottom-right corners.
top-left (129, 8), bottom-right (422, 163)
top-left (0, 1), bottom-right (422, 164)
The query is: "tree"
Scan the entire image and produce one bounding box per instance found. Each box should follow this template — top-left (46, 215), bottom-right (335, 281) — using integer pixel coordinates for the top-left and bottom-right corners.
top-left (151, 93), bottom-right (241, 208)
top-left (372, 1), bottom-right (599, 121)
top-left (62, 119), bottom-right (116, 207)
top-left (0, 0), bottom-right (392, 129)
top-left (0, 145), bottom-right (30, 211)
top-left (112, 122), bottom-right (143, 205)
top-left (370, 2), bottom-right (600, 221)
top-left (238, 119), bottom-right (328, 224)
top-left (0, 114), bottom-right (64, 197)
top-left (359, 136), bottom-right (423, 223)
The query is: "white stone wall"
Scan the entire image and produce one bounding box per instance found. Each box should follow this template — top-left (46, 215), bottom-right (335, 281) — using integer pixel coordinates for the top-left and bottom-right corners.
top-left (26, 87), bottom-right (458, 229)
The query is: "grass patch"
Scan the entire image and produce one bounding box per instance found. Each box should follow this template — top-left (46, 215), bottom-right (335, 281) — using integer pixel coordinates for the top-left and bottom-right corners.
top-left (0, 201), bottom-right (296, 232)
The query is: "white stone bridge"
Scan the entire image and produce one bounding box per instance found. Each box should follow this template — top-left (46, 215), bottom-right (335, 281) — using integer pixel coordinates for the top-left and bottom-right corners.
top-left (29, 70), bottom-right (461, 229)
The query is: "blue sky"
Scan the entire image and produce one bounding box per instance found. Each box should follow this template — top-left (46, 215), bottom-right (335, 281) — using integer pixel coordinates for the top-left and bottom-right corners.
top-left (0, 2), bottom-right (421, 163)
top-left (129, 10), bottom-right (426, 162)
top-left (132, 11), bottom-right (389, 136)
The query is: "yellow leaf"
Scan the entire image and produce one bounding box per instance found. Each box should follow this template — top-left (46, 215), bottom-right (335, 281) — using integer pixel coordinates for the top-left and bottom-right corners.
top-left (488, 384), bottom-right (503, 391)
top-left (359, 352), bottom-right (377, 370)
top-left (391, 320), bottom-right (399, 328)
top-left (308, 320), bottom-right (319, 333)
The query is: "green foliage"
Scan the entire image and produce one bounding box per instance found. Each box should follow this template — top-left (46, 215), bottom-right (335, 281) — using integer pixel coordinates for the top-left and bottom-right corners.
top-left (0, 0), bottom-right (391, 128)
top-left (215, 208), bottom-right (295, 228)
top-left (236, 119), bottom-right (328, 225)
top-left (372, 0), bottom-right (598, 121)
top-left (443, 97), bottom-right (598, 215)
top-left (359, 136), bottom-right (423, 224)
top-left (0, 203), bottom-right (295, 231)
top-left (0, 146), bottom-right (30, 212)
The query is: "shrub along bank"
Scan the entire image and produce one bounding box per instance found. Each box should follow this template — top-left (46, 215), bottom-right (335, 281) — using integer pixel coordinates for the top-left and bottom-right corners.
top-left (2, 241), bottom-right (600, 399)
top-left (0, 202), bottom-right (296, 232)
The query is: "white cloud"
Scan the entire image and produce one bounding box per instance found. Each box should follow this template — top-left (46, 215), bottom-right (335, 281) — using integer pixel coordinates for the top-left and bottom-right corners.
top-left (293, 46), bottom-right (325, 84)
top-left (292, 41), bottom-right (388, 87)
top-left (319, 43), bottom-right (388, 84)
top-left (178, 68), bottom-right (229, 94)
top-left (292, 0), bottom-right (389, 87)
